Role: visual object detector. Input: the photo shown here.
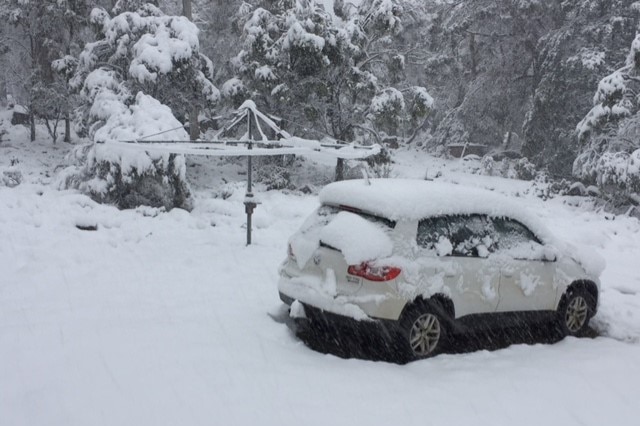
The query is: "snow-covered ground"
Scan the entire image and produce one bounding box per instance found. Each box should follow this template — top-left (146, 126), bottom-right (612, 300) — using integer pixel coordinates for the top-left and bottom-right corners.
top-left (2, 112), bottom-right (640, 425)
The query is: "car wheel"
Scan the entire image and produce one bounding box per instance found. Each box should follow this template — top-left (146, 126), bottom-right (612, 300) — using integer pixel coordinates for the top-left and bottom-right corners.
top-left (557, 288), bottom-right (595, 337)
top-left (399, 302), bottom-right (448, 360)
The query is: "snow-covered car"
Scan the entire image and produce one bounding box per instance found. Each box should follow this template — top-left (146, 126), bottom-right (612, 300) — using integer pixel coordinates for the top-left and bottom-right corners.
top-left (278, 179), bottom-right (602, 360)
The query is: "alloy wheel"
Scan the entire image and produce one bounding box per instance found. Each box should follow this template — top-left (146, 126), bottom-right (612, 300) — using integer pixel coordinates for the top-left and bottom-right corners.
top-left (409, 313), bottom-right (441, 356)
top-left (565, 295), bottom-right (589, 333)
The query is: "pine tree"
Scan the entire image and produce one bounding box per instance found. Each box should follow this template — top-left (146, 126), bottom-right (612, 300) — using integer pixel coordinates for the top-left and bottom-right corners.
top-left (523, 0), bottom-right (638, 177)
top-left (0, 0), bottom-right (88, 142)
top-left (60, 2), bottom-right (220, 210)
top-left (574, 31), bottom-right (640, 200)
top-left (71, 3), bottom-right (220, 137)
top-left (424, 0), bottom-right (553, 151)
top-left (226, 0), bottom-right (433, 144)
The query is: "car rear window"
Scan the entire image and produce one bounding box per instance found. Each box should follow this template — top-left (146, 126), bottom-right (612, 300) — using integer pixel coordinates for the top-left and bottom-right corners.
top-left (323, 205), bottom-right (396, 229)
top-left (289, 204), bottom-right (396, 266)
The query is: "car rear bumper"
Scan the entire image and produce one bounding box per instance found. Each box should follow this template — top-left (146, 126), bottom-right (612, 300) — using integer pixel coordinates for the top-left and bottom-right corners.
top-left (280, 293), bottom-right (405, 359)
top-left (278, 275), bottom-right (375, 321)
top-left (278, 269), bottom-right (409, 320)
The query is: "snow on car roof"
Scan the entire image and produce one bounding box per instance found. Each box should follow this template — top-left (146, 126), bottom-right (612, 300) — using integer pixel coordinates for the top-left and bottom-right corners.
top-left (319, 178), bottom-right (551, 240)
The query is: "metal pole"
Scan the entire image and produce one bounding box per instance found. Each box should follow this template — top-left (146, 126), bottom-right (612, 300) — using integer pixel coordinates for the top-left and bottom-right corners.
top-left (246, 109), bottom-right (253, 246)
top-left (248, 112), bottom-right (253, 194)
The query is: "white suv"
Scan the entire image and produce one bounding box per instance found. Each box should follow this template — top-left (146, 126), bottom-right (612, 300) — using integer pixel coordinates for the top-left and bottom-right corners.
top-left (278, 179), bottom-right (602, 360)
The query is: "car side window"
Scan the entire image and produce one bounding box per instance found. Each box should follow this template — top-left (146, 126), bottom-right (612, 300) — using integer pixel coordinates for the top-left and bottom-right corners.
top-left (492, 217), bottom-right (544, 258)
top-left (417, 216), bottom-right (449, 248)
top-left (448, 215), bottom-right (497, 257)
top-left (417, 215), bottom-right (497, 257)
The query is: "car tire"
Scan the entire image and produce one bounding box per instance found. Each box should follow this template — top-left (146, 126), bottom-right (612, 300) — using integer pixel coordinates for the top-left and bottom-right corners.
top-left (557, 288), bottom-right (595, 337)
top-left (398, 301), bottom-right (448, 361)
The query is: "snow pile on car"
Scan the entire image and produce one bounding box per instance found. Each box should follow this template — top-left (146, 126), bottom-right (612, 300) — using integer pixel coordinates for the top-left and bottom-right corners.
top-left (319, 211), bottom-right (393, 265)
top-left (289, 206), bottom-right (394, 269)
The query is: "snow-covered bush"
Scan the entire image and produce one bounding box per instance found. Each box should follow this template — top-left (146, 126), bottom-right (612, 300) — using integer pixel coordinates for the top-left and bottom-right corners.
top-left (340, 148), bottom-right (393, 181)
top-left (60, 4), bottom-right (220, 210)
top-left (255, 162), bottom-right (292, 191)
top-left (514, 157), bottom-right (537, 181)
top-left (1, 166), bottom-right (22, 188)
top-left (364, 147), bottom-right (393, 178)
top-left (466, 154), bottom-right (538, 181)
top-left (481, 155), bottom-right (494, 175)
top-left (0, 153), bottom-right (22, 187)
top-left (59, 93), bottom-right (192, 210)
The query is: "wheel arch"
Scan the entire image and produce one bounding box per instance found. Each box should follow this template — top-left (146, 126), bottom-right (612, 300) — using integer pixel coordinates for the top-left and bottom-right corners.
top-left (558, 280), bottom-right (599, 311)
top-left (400, 293), bottom-right (455, 321)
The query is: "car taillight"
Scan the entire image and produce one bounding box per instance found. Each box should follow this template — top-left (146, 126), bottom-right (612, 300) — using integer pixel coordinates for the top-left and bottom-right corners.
top-left (347, 263), bottom-right (401, 282)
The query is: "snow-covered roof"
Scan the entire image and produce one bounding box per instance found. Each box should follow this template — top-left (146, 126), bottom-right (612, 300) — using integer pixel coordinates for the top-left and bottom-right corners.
top-left (319, 178), bottom-right (552, 241)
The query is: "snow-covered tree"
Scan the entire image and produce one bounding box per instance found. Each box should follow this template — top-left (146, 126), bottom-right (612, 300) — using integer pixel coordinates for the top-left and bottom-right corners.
top-left (0, 0), bottom-right (90, 142)
top-left (226, 0), bottom-right (433, 144)
top-left (574, 32), bottom-right (640, 199)
top-left (60, 3), bottom-right (220, 210)
top-left (523, 0), bottom-right (638, 176)
top-left (72, 3), bottom-right (219, 133)
top-left (191, 0), bottom-right (243, 81)
top-left (424, 0), bottom-right (552, 151)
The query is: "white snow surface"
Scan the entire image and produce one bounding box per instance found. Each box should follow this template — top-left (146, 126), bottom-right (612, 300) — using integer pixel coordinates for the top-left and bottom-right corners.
top-left (1, 119), bottom-right (640, 425)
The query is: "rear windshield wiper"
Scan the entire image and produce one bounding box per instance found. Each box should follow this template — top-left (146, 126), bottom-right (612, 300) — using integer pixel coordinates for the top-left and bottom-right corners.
top-left (319, 240), bottom-right (340, 251)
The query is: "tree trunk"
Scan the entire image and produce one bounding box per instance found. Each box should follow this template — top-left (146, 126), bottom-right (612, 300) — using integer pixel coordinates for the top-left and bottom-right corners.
top-left (469, 33), bottom-right (477, 77)
top-left (182, 0), bottom-right (192, 18)
top-left (335, 158), bottom-right (344, 181)
top-left (64, 117), bottom-right (71, 143)
top-left (0, 80), bottom-right (6, 106)
top-left (183, 0), bottom-right (200, 141)
top-left (189, 108), bottom-right (200, 141)
top-left (29, 112), bottom-right (36, 142)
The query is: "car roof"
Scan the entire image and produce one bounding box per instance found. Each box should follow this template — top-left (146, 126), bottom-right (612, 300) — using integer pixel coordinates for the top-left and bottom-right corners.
top-left (319, 178), bottom-right (551, 241)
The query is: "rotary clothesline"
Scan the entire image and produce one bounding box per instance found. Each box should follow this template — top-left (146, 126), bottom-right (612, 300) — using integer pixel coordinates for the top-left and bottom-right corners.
top-left (106, 100), bottom-right (381, 245)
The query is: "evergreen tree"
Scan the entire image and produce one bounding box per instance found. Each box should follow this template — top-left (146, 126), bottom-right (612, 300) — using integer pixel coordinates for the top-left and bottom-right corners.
top-left (0, 0), bottom-right (89, 142)
top-left (60, 2), bottom-right (219, 210)
top-left (226, 0), bottom-right (433, 143)
top-left (523, 0), bottom-right (638, 176)
top-left (424, 0), bottom-right (553, 151)
top-left (71, 2), bottom-right (220, 137)
top-left (574, 31), bottom-right (640, 200)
